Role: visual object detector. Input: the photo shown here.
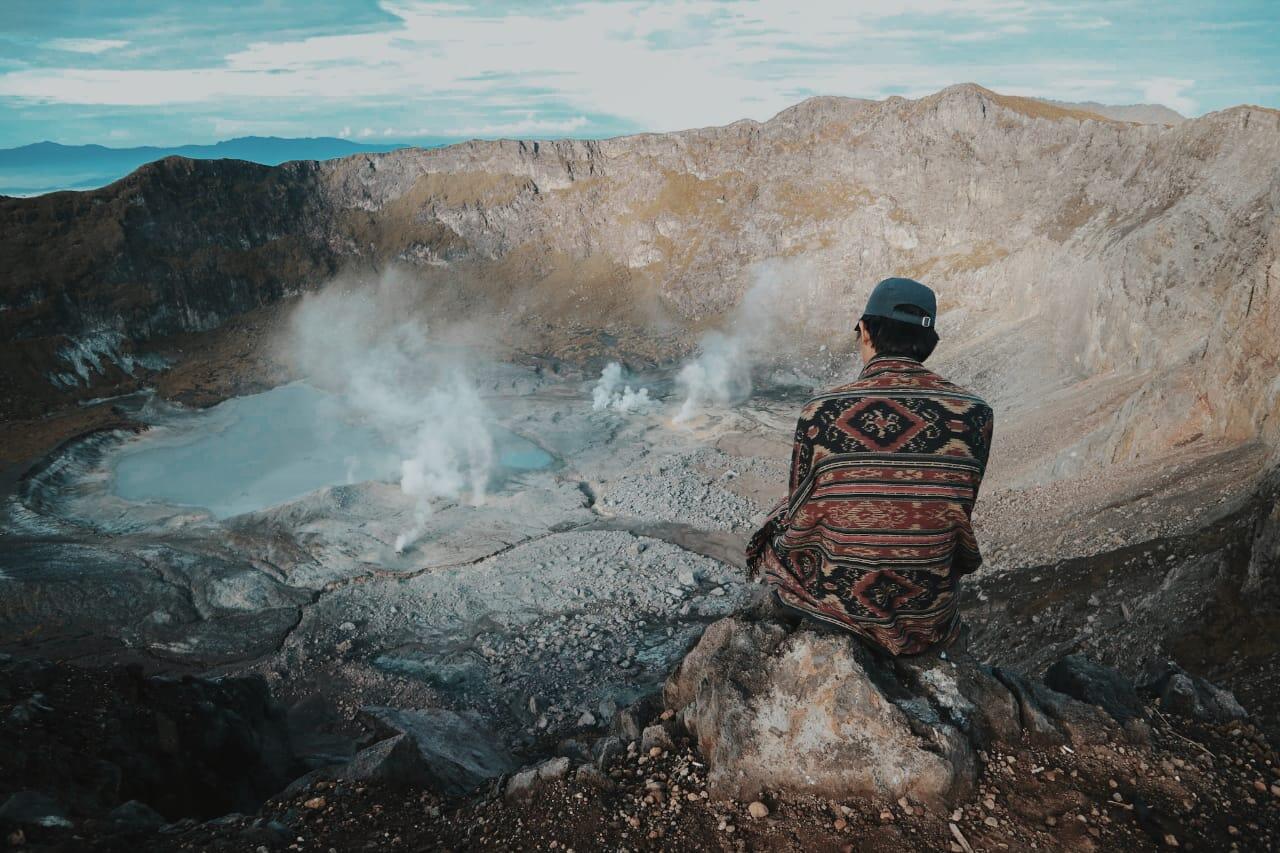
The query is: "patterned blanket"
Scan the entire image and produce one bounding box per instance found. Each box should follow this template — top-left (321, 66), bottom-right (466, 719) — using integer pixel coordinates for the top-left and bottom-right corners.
top-left (747, 354), bottom-right (994, 656)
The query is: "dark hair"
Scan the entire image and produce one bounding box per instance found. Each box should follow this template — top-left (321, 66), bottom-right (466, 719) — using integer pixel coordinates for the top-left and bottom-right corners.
top-left (859, 306), bottom-right (939, 362)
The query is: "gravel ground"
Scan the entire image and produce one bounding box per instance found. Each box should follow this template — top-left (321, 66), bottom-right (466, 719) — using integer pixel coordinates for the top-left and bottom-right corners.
top-left (31, 692), bottom-right (1275, 852)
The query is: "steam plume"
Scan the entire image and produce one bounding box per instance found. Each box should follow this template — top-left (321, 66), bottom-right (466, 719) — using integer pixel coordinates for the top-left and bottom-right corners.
top-left (286, 275), bottom-right (496, 554)
top-left (674, 260), bottom-right (793, 422)
top-left (591, 362), bottom-right (656, 414)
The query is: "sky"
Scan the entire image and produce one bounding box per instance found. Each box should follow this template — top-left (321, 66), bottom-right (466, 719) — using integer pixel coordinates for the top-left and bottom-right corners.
top-left (1, 0), bottom-right (1277, 148)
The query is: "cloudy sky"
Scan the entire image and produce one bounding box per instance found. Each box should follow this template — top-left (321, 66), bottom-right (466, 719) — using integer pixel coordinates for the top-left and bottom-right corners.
top-left (1, 0), bottom-right (1277, 148)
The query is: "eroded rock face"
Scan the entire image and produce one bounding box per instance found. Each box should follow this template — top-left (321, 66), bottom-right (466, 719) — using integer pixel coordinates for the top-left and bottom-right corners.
top-left (664, 617), bottom-right (1126, 808)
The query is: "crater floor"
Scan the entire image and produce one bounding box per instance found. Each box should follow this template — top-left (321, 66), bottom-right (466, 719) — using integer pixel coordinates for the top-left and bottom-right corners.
top-left (1, 362), bottom-right (795, 759)
top-left (1, 357), bottom-right (1273, 764)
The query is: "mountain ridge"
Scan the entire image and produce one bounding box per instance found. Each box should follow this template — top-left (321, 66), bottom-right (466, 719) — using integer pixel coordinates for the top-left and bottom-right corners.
top-left (2, 83), bottom-right (1277, 483)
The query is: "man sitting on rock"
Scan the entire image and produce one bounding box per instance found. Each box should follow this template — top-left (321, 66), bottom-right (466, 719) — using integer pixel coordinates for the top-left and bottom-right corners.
top-left (747, 277), bottom-right (994, 656)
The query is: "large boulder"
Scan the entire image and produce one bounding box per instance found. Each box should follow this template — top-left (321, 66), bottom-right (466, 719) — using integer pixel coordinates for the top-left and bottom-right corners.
top-left (1137, 662), bottom-right (1248, 723)
top-left (664, 617), bottom-right (1123, 809)
top-left (360, 706), bottom-right (517, 796)
top-left (282, 734), bottom-right (433, 796)
top-left (1045, 654), bottom-right (1145, 723)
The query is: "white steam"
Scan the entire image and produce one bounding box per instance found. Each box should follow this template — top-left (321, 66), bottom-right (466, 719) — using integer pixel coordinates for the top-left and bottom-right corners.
top-left (287, 278), bottom-right (496, 554)
top-left (674, 331), bottom-right (752, 422)
top-left (591, 362), bottom-right (656, 414)
top-left (674, 261), bottom-right (791, 422)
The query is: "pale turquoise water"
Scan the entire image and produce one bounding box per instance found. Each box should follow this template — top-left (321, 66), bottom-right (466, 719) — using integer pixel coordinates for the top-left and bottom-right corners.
top-left (111, 382), bottom-right (551, 519)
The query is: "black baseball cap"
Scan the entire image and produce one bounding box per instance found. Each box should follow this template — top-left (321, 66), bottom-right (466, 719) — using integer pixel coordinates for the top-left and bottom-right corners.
top-left (862, 277), bottom-right (937, 328)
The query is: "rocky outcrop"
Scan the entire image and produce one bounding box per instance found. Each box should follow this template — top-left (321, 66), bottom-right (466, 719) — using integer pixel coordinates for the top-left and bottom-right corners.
top-left (282, 735), bottom-right (432, 795)
top-left (284, 704), bottom-right (519, 798)
top-left (360, 706), bottom-right (517, 795)
top-left (663, 617), bottom-right (1138, 809)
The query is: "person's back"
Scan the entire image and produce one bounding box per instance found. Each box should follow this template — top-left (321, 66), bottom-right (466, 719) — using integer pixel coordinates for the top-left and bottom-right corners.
top-left (747, 277), bottom-right (993, 656)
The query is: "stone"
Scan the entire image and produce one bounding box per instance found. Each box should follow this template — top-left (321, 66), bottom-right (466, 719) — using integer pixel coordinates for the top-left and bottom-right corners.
top-left (1137, 662), bottom-right (1248, 723)
top-left (1045, 655), bottom-right (1145, 723)
top-left (506, 757), bottom-right (571, 801)
top-left (993, 667), bottom-right (1118, 745)
top-left (537, 756), bottom-right (571, 782)
top-left (612, 708), bottom-right (643, 743)
top-left (667, 617), bottom-right (1129, 809)
top-left (361, 706), bottom-right (516, 796)
top-left (0, 791), bottom-right (71, 828)
top-left (592, 735), bottom-right (624, 769)
top-left (108, 800), bottom-right (166, 828)
top-left (554, 738), bottom-right (592, 764)
top-left (282, 734), bottom-right (431, 796)
top-left (505, 767), bottom-right (540, 800)
top-left (338, 735), bottom-right (431, 785)
top-left (667, 618), bottom-right (978, 808)
top-left (640, 724), bottom-right (674, 754)
top-left (575, 764), bottom-right (613, 790)
top-left (748, 801), bottom-right (770, 819)
top-left (892, 651), bottom-right (1023, 748)
top-left (664, 617), bottom-right (787, 713)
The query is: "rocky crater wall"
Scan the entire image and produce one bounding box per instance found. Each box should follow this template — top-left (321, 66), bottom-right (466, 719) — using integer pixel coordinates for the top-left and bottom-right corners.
top-left (2, 84), bottom-right (1278, 472)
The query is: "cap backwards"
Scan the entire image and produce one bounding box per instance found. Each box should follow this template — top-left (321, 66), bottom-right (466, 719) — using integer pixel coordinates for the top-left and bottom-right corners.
top-left (863, 277), bottom-right (937, 328)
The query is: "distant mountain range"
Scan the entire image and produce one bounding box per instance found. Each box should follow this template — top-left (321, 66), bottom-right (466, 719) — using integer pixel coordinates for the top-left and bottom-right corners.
top-left (1046, 100), bottom-right (1186, 125)
top-left (0, 136), bottom-right (458, 196)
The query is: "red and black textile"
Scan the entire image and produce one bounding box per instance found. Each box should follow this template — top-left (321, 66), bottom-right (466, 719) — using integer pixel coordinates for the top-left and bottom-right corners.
top-left (747, 354), bottom-right (994, 656)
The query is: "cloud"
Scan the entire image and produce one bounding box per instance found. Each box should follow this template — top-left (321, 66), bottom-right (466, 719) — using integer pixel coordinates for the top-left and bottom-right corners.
top-left (446, 114), bottom-right (590, 138)
top-left (0, 0), bottom-right (1260, 138)
top-left (0, 0), bottom-right (1086, 133)
top-left (212, 117), bottom-right (258, 136)
top-left (1139, 77), bottom-right (1197, 114)
top-left (1058, 16), bottom-right (1111, 30)
top-left (44, 38), bottom-right (129, 54)
top-left (943, 23), bottom-right (1029, 42)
